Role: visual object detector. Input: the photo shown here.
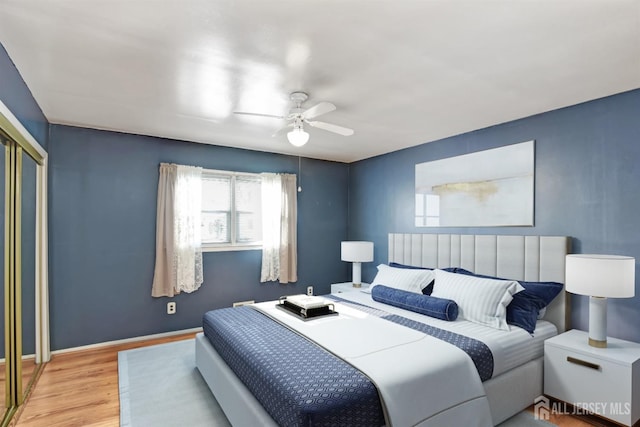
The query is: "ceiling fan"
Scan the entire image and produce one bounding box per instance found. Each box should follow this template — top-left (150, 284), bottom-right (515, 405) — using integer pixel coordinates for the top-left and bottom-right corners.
top-left (234, 91), bottom-right (354, 147)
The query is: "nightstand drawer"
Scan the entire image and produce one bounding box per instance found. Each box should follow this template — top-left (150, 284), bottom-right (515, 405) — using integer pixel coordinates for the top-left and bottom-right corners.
top-left (545, 345), bottom-right (631, 425)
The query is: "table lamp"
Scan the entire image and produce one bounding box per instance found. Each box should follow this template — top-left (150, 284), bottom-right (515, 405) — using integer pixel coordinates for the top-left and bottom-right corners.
top-left (565, 254), bottom-right (636, 348)
top-left (341, 241), bottom-right (374, 288)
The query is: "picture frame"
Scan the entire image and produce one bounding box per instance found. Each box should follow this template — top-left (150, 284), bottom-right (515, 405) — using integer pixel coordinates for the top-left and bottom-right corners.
top-left (415, 140), bottom-right (534, 227)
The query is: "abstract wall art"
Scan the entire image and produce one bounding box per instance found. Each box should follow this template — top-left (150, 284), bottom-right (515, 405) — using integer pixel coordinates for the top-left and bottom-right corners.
top-left (415, 140), bottom-right (534, 227)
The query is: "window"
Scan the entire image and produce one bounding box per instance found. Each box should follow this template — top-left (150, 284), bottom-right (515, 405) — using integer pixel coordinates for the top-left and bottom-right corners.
top-left (201, 170), bottom-right (262, 250)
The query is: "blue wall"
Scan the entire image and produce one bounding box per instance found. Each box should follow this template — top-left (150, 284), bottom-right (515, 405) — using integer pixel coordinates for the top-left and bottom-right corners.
top-left (0, 43), bottom-right (48, 150)
top-left (348, 88), bottom-right (640, 343)
top-left (48, 125), bottom-right (350, 350)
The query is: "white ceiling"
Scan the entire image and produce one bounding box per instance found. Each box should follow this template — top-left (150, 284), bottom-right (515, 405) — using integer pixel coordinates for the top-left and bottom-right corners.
top-left (1, 1), bottom-right (639, 163)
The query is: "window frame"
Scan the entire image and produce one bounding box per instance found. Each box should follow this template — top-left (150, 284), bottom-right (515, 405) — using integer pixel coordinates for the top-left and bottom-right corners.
top-left (201, 168), bottom-right (262, 253)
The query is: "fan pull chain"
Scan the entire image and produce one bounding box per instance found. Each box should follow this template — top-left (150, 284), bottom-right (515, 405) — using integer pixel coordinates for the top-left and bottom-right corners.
top-left (298, 156), bottom-right (302, 192)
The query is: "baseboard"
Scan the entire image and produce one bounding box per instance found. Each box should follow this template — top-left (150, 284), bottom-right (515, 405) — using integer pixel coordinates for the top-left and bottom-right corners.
top-left (0, 354), bottom-right (35, 364)
top-left (51, 327), bottom-right (203, 355)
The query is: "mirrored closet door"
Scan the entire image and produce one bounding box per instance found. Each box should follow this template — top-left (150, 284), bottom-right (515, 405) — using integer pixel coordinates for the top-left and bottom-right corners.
top-left (0, 137), bottom-right (6, 422)
top-left (0, 103), bottom-right (48, 426)
top-left (20, 148), bottom-right (39, 404)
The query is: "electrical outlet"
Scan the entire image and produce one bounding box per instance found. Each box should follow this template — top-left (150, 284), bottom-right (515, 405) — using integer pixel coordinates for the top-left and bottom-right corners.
top-left (167, 302), bottom-right (176, 314)
top-left (307, 286), bottom-right (313, 296)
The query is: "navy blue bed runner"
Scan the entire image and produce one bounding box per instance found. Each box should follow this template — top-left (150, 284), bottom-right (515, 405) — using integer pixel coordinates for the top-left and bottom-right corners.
top-left (202, 307), bottom-right (385, 427)
top-left (202, 298), bottom-right (495, 426)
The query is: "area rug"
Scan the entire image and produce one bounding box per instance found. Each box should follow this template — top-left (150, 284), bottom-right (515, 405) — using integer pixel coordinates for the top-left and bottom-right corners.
top-left (118, 338), bottom-right (555, 426)
top-left (118, 339), bottom-right (230, 427)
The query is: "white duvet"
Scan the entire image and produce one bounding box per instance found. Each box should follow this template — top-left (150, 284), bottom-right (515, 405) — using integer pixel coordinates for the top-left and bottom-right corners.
top-left (345, 290), bottom-right (557, 376)
top-left (254, 297), bottom-right (494, 427)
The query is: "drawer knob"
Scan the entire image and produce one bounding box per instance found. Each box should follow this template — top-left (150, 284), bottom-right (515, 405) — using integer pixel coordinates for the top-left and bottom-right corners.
top-left (566, 356), bottom-right (600, 371)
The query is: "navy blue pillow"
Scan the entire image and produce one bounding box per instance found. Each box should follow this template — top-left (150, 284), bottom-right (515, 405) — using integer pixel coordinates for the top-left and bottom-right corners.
top-left (371, 284), bottom-right (458, 321)
top-left (387, 263), bottom-right (457, 295)
top-left (452, 268), bottom-right (563, 333)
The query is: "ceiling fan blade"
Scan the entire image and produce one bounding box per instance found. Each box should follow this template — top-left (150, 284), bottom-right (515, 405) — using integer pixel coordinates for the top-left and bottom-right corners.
top-left (234, 111), bottom-right (286, 120)
top-left (306, 120), bottom-right (354, 136)
top-left (301, 102), bottom-right (336, 119)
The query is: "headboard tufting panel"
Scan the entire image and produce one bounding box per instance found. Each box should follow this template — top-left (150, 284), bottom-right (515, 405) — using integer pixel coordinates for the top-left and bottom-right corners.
top-left (388, 233), bottom-right (571, 332)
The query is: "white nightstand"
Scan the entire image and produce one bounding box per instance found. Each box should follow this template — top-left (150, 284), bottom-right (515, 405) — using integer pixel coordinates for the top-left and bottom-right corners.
top-left (331, 282), bottom-right (370, 293)
top-left (544, 329), bottom-right (640, 426)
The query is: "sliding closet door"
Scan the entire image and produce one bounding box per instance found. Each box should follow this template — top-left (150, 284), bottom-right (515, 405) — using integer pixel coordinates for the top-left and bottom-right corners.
top-left (0, 102), bottom-right (48, 426)
top-left (2, 140), bottom-right (19, 422)
top-left (20, 150), bottom-right (38, 402)
top-left (0, 143), bottom-right (39, 409)
top-left (0, 140), bottom-right (6, 421)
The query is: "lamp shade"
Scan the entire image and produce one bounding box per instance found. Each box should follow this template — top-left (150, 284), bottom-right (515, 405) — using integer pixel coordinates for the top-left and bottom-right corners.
top-left (341, 241), bottom-right (374, 262)
top-left (565, 254), bottom-right (635, 298)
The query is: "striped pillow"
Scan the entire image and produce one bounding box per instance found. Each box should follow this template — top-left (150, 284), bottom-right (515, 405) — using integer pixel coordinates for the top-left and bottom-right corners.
top-left (369, 264), bottom-right (435, 294)
top-left (431, 269), bottom-right (524, 330)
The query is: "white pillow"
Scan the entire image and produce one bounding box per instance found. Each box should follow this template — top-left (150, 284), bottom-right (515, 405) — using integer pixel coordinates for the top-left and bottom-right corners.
top-left (369, 264), bottom-right (435, 294)
top-left (431, 269), bottom-right (524, 331)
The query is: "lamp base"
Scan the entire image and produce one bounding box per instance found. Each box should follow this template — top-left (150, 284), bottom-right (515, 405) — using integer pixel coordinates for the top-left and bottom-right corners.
top-left (351, 262), bottom-right (362, 288)
top-left (588, 296), bottom-right (608, 348)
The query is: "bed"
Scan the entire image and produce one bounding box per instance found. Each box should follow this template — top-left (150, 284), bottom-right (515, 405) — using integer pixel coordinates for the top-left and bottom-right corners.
top-left (195, 233), bottom-right (570, 426)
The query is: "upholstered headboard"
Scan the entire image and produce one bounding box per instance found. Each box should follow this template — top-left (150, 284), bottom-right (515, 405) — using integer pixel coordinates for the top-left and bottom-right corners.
top-left (388, 233), bottom-right (571, 333)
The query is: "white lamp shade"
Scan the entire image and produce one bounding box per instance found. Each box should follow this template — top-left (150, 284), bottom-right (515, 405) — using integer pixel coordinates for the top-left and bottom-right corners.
top-left (341, 241), bottom-right (374, 262)
top-left (565, 254), bottom-right (636, 298)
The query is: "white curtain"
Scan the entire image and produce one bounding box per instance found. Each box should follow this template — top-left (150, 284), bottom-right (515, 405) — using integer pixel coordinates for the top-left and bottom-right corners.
top-left (152, 163), bottom-right (204, 297)
top-left (260, 173), bottom-right (298, 283)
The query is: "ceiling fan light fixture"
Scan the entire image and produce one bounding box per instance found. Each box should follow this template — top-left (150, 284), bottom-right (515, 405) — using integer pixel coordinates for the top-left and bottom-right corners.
top-left (287, 127), bottom-right (309, 147)
top-left (235, 90), bottom-right (353, 145)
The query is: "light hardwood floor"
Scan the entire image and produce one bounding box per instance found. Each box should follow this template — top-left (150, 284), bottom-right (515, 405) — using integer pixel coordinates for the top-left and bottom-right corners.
top-left (14, 332), bottom-right (196, 427)
top-left (11, 333), bottom-right (622, 427)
